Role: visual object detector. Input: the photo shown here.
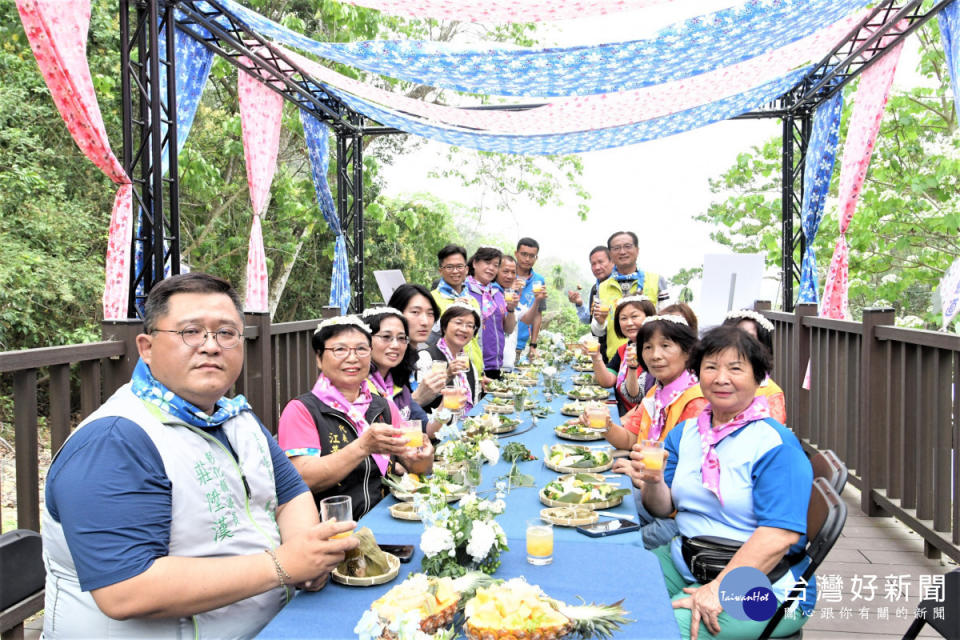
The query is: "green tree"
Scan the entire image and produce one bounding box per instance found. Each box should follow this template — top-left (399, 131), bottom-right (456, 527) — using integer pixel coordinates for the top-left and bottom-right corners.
top-left (696, 22), bottom-right (959, 325)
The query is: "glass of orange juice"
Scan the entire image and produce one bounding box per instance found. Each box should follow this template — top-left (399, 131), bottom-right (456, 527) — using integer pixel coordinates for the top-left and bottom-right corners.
top-left (641, 439), bottom-right (666, 475)
top-left (584, 337), bottom-right (600, 353)
top-left (586, 402), bottom-right (608, 430)
top-left (400, 420), bottom-right (423, 448)
top-left (320, 495), bottom-right (353, 538)
top-left (532, 282), bottom-right (544, 294)
top-left (526, 519), bottom-right (553, 565)
top-left (598, 302), bottom-right (610, 313)
top-left (442, 386), bottom-right (465, 411)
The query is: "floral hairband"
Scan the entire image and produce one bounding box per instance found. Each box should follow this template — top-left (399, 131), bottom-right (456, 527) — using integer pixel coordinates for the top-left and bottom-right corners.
top-left (725, 309), bottom-right (775, 332)
top-left (315, 314), bottom-right (371, 334)
top-left (642, 314), bottom-right (689, 327)
top-left (616, 294), bottom-right (652, 309)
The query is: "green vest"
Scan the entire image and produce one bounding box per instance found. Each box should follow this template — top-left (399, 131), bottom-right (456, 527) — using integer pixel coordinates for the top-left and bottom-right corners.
top-left (596, 272), bottom-right (660, 360)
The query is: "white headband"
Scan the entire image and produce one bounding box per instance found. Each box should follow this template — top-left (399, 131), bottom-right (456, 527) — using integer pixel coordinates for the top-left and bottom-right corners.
top-left (615, 294), bottom-right (652, 310)
top-left (642, 314), bottom-right (689, 327)
top-left (361, 306), bottom-right (405, 320)
top-left (725, 309), bottom-right (775, 333)
top-left (315, 315), bottom-right (371, 334)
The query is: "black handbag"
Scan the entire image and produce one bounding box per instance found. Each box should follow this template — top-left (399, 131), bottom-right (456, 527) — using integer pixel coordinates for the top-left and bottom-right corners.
top-left (681, 535), bottom-right (793, 584)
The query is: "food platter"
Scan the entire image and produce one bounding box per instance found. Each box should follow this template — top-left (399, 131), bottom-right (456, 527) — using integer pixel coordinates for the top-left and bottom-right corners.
top-left (388, 501), bottom-right (421, 521)
top-left (539, 506), bottom-right (598, 527)
top-left (331, 552), bottom-right (400, 586)
top-left (543, 444), bottom-right (614, 473)
top-left (554, 419), bottom-right (605, 441)
top-left (539, 473), bottom-right (629, 510)
top-left (570, 373), bottom-right (596, 386)
top-left (567, 385), bottom-right (609, 401)
top-left (463, 414), bottom-right (520, 434)
top-left (560, 401), bottom-right (587, 417)
top-left (538, 487), bottom-right (624, 510)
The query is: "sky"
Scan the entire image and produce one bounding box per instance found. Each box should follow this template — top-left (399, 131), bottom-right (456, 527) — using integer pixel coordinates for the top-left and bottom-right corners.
top-left (376, 1), bottom-right (926, 309)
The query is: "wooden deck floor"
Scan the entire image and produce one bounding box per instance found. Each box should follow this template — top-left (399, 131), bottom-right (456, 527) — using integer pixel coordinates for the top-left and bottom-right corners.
top-left (20, 485), bottom-right (958, 640)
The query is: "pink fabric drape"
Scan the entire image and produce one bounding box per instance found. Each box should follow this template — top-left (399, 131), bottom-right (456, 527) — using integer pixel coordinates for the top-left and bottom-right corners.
top-left (238, 63), bottom-right (284, 312)
top-left (271, 14), bottom-right (860, 136)
top-left (17, 0), bottom-right (133, 319)
top-left (820, 32), bottom-right (905, 320)
top-left (342, 0), bottom-right (674, 23)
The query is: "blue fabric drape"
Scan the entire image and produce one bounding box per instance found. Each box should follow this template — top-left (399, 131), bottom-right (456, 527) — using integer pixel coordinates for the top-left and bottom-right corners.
top-left (939, 2), bottom-right (960, 125)
top-left (317, 67), bottom-right (809, 155)
top-left (797, 91), bottom-right (844, 304)
top-left (301, 110), bottom-right (351, 313)
top-left (135, 23), bottom-right (213, 311)
top-left (216, 0), bottom-right (869, 98)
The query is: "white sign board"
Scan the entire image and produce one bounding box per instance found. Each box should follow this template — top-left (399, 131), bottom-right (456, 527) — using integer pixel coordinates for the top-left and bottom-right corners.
top-left (938, 257), bottom-right (960, 329)
top-left (373, 270), bottom-right (406, 304)
top-left (699, 253), bottom-right (766, 330)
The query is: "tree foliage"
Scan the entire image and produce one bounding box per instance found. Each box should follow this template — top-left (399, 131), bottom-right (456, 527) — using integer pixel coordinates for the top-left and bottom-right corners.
top-left (697, 22), bottom-right (959, 324)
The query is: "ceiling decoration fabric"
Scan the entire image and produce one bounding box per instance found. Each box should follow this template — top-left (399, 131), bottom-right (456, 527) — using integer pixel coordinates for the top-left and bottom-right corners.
top-left (338, 0), bottom-right (676, 23)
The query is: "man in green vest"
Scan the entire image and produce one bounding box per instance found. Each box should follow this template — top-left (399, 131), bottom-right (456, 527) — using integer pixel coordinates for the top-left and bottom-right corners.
top-left (591, 231), bottom-right (666, 360)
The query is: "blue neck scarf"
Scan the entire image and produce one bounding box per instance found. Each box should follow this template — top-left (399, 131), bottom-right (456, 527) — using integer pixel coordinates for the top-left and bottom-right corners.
top-left (436, 278), bottom-right (467, 300)
top-left (130, 358), bottom-right (251, 428)
top-left (611, 266), bottom-right (644, 292)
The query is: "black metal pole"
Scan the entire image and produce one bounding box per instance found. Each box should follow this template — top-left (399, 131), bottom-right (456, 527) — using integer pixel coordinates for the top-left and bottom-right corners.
top-left (120, 0), bottom-right (136, 316)
top-left (163, 2), bottom-right (180, 276)
top-left (147, 0), bottom-right (165, 292)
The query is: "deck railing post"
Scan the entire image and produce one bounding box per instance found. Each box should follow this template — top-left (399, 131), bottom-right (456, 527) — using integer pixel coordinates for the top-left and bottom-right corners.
top-left (860, 307), bottom-right (895, 516)
top-left (244, 312), bottom-right (274, 433)
top-left (102, 319), bottom-right (142, 396)
top-left (794, 303), bottom-right (816, 442)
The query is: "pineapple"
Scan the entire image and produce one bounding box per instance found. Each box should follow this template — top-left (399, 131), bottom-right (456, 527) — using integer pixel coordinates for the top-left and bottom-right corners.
top-left (368, 572), bottom-right (494, 639)
top-left (463, 579), bottom-right (629, 640)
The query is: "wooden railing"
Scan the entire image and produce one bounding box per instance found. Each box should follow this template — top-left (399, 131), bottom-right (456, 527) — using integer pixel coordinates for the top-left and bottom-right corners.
top-left (0, 309), bottom-right (337, 534)
top-left (757, 302), bottom-right (960, 563)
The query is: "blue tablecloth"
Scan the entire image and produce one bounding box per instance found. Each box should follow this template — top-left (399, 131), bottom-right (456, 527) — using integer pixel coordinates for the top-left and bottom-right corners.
top-left (258, 365), bottom-right (681, 639)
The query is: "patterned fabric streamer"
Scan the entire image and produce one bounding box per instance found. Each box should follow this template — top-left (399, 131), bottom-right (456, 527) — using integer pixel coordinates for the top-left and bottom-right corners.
top-left (301, 110), bottom-right (352, 313)
top-left (216, 0), bottom-right (869, 98)
top-left (131, 358), bottom-right (252, 428)
top-left (238, 62), bottom-right (284, 312)
top-left (340, 0), bottom-right (675, 23)
top-left (16, 0), bottom-right (133, 320)
top-left (696, 395), bottom-right (770, 505)
top-left (938, 3), bottom-right (960, 125)
top-left (318, 68), bottom-right (810, 155)
top-left (272, 16), bottom-right (858, 136)
top-left (797, 92), bottom-right (843, 304)
top-left (820, 28), bottom-right (906, 320)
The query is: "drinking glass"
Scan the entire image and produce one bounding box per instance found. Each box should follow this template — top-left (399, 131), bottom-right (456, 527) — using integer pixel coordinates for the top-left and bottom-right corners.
top-left (442, 386), bottom-right (465, 411)
top-left (320, 495), bottom-right (353, 538)
top-left (586, 403), bottom-right (609, 430)
top-left (512, 387), bottom-right (527, 412)
top-left (526, 519), bottom-right (554, 565)
top-left (400, 420), bottom-right (423, 449)
top-left (640, 439), bottom-right (666, 477)
top-left (465, 457), bottom-right (483, 488)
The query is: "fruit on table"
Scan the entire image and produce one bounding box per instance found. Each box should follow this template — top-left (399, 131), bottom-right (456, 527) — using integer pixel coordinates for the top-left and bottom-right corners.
top-left (371, 574), bottom-right (459, 636)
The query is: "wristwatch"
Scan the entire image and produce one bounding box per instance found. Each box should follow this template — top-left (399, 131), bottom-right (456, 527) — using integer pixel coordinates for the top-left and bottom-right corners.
top-left (529, 342), bottom-right (538, 348)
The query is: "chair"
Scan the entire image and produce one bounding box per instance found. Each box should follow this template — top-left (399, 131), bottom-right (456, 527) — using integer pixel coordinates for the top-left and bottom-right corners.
top-left (809, 449), bottom-right (848, 495)
top-left (0, 529), bottom-right (45, 640)
top-left (901, 568), bottom-right (960, 639)
top-left (757, 477), bottom-right (848, 640)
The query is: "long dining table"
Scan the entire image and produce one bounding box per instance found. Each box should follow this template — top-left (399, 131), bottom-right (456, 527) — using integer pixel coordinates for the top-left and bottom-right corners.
top-left (257, 361), bottom-right (682, 639)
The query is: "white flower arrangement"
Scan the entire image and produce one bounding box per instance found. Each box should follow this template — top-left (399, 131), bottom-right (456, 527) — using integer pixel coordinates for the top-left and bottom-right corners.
top-left (419, 492), bottom-right (509, 578)
top-left (478, 439), bottom-right (501, 465)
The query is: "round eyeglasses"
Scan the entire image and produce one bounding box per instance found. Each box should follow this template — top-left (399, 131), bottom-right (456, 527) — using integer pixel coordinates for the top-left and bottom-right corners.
top-left (152, 325), bottom-right (243, 349)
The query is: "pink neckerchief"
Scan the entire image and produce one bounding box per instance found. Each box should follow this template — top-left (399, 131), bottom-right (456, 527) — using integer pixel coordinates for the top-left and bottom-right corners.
top-left (437, 338), bottom-right (474, 412)
top-left (648, 370), bottom-right (698, 441)
top-left (696, 395), bottom-right (771, 505)
top-left (312, 374), bottom-right (389, 475)
top-left (466, 275), bottom-right (499, 320)
top-left (369, 369), bottom-right (393, 397)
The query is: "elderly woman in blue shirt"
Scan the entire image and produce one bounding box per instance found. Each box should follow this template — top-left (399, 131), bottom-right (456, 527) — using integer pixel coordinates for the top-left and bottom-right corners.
top-left (632, 326), bottom-right (813, 640)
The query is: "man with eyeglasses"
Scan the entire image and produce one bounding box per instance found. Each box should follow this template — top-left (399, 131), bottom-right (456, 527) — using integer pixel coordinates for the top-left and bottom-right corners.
top-left (567, 246), bottom-right (614, 362)
top-left (592, 231), bottom-right (669, 360)
top-left (430, 243), bottom-right (484, 374)
top-left (41, 273), bottom-right (356, 638)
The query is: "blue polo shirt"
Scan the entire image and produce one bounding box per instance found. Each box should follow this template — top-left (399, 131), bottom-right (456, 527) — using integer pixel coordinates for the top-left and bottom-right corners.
top-left (516, 270), bottom-right (546, 351)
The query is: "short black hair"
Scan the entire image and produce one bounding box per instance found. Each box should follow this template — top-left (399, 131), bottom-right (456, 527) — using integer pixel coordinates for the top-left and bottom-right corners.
top-left (722, 314), bottom-right (773, 357)
top-left (686, 326), bottom-right (771, 385)
top-left (613, 298), bottom-right (656, 339)
top-left (659, 303), bottom-right (699, 334)
top-left (607, 231), bottom-right (638, 249)
top-left (589, 245), bottom-right (610, 260)
top-left (516, 237), bottom-right (540, 252)
top-left (143, 272), bottom-right (243, 333)
top-left (439, 304), bottom-right (481, 337)
top-left (468, 246), bottom-right (503, 276)
top-left (388, 283), bottom-right (441, 321)
top-left (365, 310), bottom-right (415, 385)
top-left (636, 318), bottom-right (699, 373)
top-left (311, 321), bottom-right (372, 355)
top-left (437, 244), bottom-right (468, 265)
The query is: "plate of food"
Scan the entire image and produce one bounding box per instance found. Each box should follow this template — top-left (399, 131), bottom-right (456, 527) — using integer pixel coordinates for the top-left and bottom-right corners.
top-left (539, 474), bottom-right (630, 509)
top-left (554, 418), bottom-right (606, 441)
top-left (570, 373), bottom-right (596, 386)
top-left (567, 385), bottom-right (609, 401)
top-left (332, 529), bottom-right (401, 587)
top-left (539, 505), bottom-right (599, 527)
top-left (484, 396), bottom-right (515, 414)
top-left (543, 443), bottom-right (614, 473)
top-left (484, 379), bottom-right (524, 398)
top-left (388, 502), bottom-right (421, 521)
top-left (560, 400), bottom-right (587, 417)
top-left (384, 473), bottom-right (467, 502)
top-left (463, 413), bottom-right (520, 435)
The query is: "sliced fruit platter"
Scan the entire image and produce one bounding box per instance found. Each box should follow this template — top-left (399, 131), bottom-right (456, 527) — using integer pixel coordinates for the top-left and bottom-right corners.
top-left (539, 473), bottom-right (630, 510)
top-left (463, 413), bottom-right (521, 435)
top-left (360, 573), bottom-right (629, 640)
top-left (570, 372), bottom-right (596, 386)
top-left (567, 385), bottom-right (609, 401)
top-left (484, 396), bottom-right (515, 414)
top-left (555, 418), bottom-right (605, 441)
top-left (560, 400), bottom-right (587, 417)
top-left (543, 443), bottom-right (614, 473)
top-left (383, 473), bottom-right (467, 503)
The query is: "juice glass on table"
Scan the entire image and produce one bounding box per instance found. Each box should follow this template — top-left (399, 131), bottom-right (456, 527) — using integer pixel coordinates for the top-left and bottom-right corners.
top-left (640, 439), bottom-right (666, 476)
top-left (320, 495), bottom-right (354, 538)
top-left (526, 519), bottom-right (554, 565)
